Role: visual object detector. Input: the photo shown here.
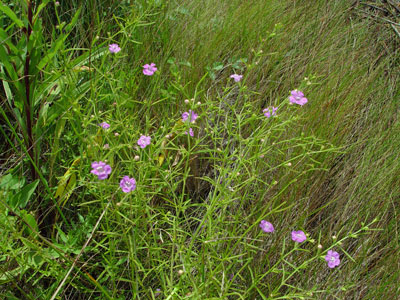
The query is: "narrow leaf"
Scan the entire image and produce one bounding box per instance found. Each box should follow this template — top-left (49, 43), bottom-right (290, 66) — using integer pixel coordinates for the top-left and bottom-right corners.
top-left (0, 4), bottom-right (24, 27)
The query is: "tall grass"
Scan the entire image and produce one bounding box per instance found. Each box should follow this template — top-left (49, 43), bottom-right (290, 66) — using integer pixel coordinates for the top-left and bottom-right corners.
top-left (0, 0), bottom-right (399, 299)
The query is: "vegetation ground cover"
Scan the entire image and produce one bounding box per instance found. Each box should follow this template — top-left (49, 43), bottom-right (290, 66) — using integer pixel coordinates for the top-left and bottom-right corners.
top-left (0, 0), bottom-right (399, 299)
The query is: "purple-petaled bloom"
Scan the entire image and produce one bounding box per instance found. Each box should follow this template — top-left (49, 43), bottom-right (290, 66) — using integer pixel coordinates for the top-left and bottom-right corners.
top-left (143, 63), bottom-right (157, 76)
top-left (182, 110), bottom-right (198, 123)
top-left (263, 106), bottom-right (278, 118)
top-left (230, 74), bottom-right (243, 82)
top-left (119, 176), bottom-right (136, 193)
top-left (185, 128), bottom-right (194, 137)
top-left (291, 230), bottom-right (307, 243)
top-left (289, 90), bottom-right (308, 106)
top-left (155, 288), bottom-right (161, 297)
top-left (99, 122), bottom-right (110, 129)
top-left (137, 135), bottom-right (151, 148)
top-left (325, 250), bottom-right (340, 268)
top-left (259, 220), bottom-right (275, 233)
top-left (91, 161), bottom-right (112, 180)
top-left (109, 44), bottom-right (121, 54)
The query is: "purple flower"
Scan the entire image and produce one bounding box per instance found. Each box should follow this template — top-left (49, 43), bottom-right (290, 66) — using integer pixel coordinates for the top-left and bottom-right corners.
top-left (325, 250), bottom-right (340, 268)
top-left (185, 128), bottom-right (194, 137)
top-left (143, 63), bottom-right (157, 76)
top-left (182, 110), bottom-right (198, 123)
top-left (137, 135), bottom-right (151, 148)
top-left (91, 161), bottom-right (112, 180)
top-left (291, 230), bottom-right (307, 243)
top-left (99, 122), bottom-right (110, 129)
top-left (259, 220), bottom-right (274, 233)
top-left (263, 106), bottom-right (278, 118)
top-left (155, 288), bottom-right (161, 297)
top-left (119, 176), bottom-right (136, 193)
top-left (109, 44), bottom-right (121, 54)
top-left (230, 74), bottom-right (243, 82)
top-left (289, 90), bottom-right (308, 106)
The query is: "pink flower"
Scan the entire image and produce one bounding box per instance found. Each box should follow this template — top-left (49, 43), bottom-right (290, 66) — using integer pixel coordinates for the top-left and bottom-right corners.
top-left (230, 74), bottom-right (243, 82)
top-left (185, 128), bottom-right (194, 137)
top-left (120, 176), bottom-right (136, 193)
top-left (90, 161), bottom-right (112, 180)
top-left (109, 44), bottom-right (121, 54)
top-left (325, 250), bottom-right (340, 268)
top-left (291, 230), bottom-right (307, 243)
top-left (289, 90), bottom-right (308, 106)
top-left (182, 110), bottom-right (198, 123)
top-left (99, 122), bottom-right (110, 129)
top-left (263, 107), bottom-right (278, 118)
top-left (143, 63), bottom-right (157, 76)
top-left (137, 135), bottom-right (151, 148)
top-left (259, 220), bottom-right (274, 233)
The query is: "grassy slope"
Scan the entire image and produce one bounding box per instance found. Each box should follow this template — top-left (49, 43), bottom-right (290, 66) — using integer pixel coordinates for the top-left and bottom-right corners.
top-left (1, 0), bottom-right (399, 298)
top-left (151, 0), bottom-right (400, 298)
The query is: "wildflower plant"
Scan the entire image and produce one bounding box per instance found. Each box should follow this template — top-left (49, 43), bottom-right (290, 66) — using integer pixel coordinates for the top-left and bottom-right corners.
top-left (0, 1), bottom-right (386, 299)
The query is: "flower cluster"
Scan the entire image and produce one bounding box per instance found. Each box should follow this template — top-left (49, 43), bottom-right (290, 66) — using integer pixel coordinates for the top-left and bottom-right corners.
top-left (91, 162), bottom-right (137, 193)
top-left (259, 220), bottom-right (341, 268)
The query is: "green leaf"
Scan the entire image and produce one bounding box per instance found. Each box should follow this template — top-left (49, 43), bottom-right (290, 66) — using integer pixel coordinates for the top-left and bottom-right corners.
top-left (0, 3), bottom-right (24, 27)
top-left (10, 179), bottom-right (39, 209)
top-left (37, 34), bottom-right (66, 70)
top-left (33, 0), bottom-right (51, 21)
top-left (0, 174), bottom-right (25, 190)
top-left (20, 210), bottom-right (39, 236)
top-left (65, 7), bottom-right (82, 32)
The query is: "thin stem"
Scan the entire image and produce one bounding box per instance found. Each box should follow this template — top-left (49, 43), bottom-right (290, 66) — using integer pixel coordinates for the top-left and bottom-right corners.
top-left (24, 0), bottom-right (37, 180)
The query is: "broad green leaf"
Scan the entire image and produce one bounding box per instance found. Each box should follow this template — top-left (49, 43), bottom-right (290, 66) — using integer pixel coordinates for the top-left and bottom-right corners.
top-left (0, 4), bottom-right (24, 27)
top-left (20, 209), bottom-right (39, 236)
top-left (213, 64), bottom-right (224, 71)
top-left (10, 179), bottom-right (39, 209)
top-left (0, 174), bottom-right (25, 190)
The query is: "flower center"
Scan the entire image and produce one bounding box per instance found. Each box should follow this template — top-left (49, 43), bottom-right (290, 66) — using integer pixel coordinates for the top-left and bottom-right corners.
top-left (125, 181), bottom-right (131, 187)
top-left (97, 166), bottom-right (104, 173)
top-left (296, 96), bottom-right (301, 100)
top-left (330, 257), bottom-right (335, 261)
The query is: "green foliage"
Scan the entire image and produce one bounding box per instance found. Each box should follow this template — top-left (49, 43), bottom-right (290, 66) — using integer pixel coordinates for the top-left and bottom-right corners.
top-left (0, 0), bottom-right (399, 299)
